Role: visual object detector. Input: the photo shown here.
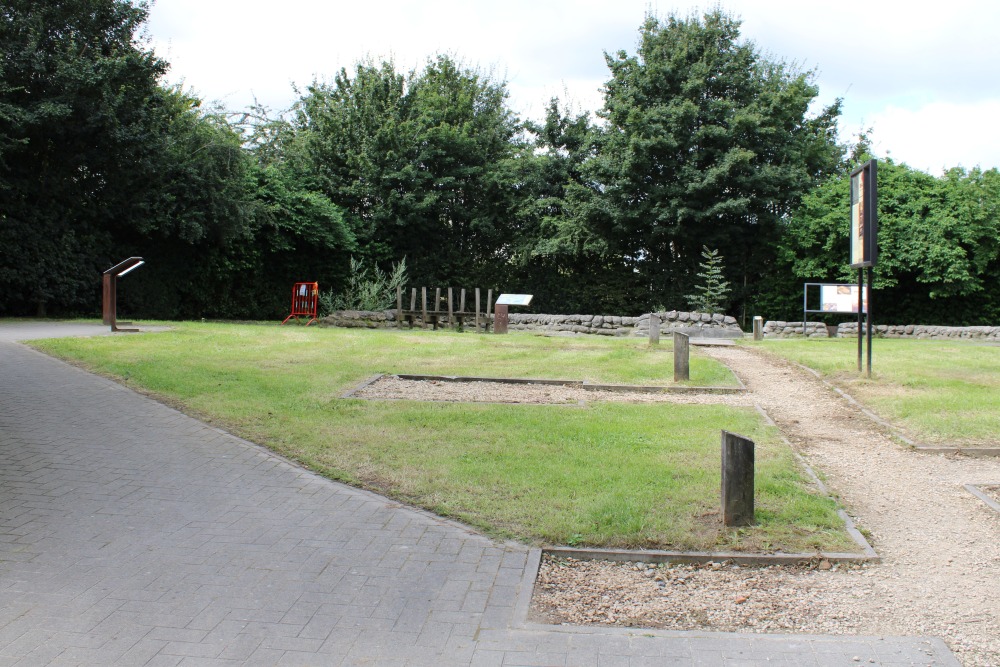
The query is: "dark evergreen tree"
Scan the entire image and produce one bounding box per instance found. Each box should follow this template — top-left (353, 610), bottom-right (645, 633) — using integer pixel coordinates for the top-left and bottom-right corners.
top-left (572, 10), bottom-right (843, 319)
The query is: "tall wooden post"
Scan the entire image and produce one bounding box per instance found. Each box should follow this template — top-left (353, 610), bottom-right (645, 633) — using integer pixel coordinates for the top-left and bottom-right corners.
top-left (721, 431), bottom-right (755, 526)
top-left (475, 288), bottom-right (481, 332)
top-left (396, 286), bottom-right (403, 327)
top-left (448, 287), bottom-right (454, 330)
top-left (486, 289), bottom-right (493, 332)
top-left (421, 287), bottom-right (427, 329)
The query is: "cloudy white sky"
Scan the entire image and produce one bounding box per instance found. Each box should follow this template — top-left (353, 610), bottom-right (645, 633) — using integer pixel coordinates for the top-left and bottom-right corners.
top-left (146, 0), bottom-right (1000, 175)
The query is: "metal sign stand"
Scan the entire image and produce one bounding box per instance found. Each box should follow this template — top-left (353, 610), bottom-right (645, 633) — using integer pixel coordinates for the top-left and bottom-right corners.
top-left (102, 257), bottom-right (145, 332)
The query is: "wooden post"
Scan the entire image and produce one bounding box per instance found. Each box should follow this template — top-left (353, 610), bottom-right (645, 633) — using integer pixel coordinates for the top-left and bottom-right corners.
top-left (396, 286), bottom-right (403, 327)
top-left (433, 287), bottom-right (441, 330)
top-left (648, 313), bottom-right (660, 345)
top-left (421, 287), bottom-right (427, 329)
top-left (721, 430), bottom-right (755, 527)
top-left (475, 288), bottom-right (481, 333)
top-left (753, 316), bottom-right (763, 341)
top-left (460, 289), bottom-right (466, 314)
top-left (486, 289), bottom-right (493, 332)
top-left (448, 287), bottom-right (454, 329)
top-left (409, 288), bottom-right (417, 329)
top-left (673, 332), bottom-right (690, 382)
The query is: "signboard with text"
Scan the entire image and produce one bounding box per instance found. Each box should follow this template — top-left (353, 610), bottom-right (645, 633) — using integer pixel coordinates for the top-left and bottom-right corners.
top-left (850, 160), bottom-right (878, 268)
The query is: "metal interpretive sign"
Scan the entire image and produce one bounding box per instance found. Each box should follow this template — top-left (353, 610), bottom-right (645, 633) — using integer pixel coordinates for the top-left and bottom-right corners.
top-left (495, 294), bottom-right (533, 306)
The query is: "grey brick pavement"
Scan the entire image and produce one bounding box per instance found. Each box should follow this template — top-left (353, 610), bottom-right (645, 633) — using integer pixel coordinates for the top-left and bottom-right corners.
top-left (0, 328), bottom-right (961, 666)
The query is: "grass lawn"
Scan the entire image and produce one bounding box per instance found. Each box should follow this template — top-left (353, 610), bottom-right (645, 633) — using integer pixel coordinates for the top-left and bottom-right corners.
top-left (30, 322), bottom-right (855, 552)
top-left (752, 337), bottom-right (1000, 447)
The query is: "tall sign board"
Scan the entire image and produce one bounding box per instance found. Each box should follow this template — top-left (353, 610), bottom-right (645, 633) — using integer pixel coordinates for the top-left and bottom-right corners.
top-left (849, 160), bottom-right (877, 377)
top-left (850, 160), bottom-right (878, 269)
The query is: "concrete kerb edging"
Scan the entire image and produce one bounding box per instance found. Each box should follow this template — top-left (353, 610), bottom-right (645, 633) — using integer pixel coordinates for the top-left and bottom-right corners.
top-left (964, 483), bottom-right (1000, 514)
top-left (786, 358), bottom-right (1000, 458)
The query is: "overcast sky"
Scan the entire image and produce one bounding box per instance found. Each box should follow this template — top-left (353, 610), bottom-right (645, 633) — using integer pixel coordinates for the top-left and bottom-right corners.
top-left (146, 0), bottom-right (1000, 175)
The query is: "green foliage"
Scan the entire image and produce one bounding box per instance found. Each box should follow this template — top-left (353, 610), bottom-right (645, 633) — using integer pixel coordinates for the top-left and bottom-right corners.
top-left (780, 157), bottom-right (1000, 324)
top-left (287, 56), bottom-right (521, 288)
top-left (320, 257), bottom-right (407, 313)
top-left (572, 10), bottom-right (843, 315)
top-left (685, 247), bottom-right (732, 313)
top-left (0, 0), bottom-right (168, 315)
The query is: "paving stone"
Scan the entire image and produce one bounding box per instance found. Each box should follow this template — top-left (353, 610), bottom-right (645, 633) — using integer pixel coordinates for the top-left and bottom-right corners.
top-left (0, 333), bottom-right (965, 666)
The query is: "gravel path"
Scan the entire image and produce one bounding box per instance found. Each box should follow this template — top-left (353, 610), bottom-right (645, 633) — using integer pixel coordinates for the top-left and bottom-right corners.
top-left (358, 350), bottom-right (1000, 666)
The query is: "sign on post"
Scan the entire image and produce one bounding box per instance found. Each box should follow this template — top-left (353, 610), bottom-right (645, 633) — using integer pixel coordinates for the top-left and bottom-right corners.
top-left (102, 257), bottom-right (145, 332)
top-left (850, 159), bottom-right (878, 377)
top-left (493, 294), bottom-right (533, 334)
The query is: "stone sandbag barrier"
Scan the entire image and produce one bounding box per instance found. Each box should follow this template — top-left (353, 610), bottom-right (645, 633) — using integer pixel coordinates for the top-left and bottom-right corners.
top-left (323, 309), bottom-right (745, 337)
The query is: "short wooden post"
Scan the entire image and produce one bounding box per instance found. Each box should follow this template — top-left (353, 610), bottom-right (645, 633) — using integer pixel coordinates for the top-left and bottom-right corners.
top-left (486, 289), bottom-right (493, 332)
top-left (494, 304), bottom-right (509, 334)
top-left (648, 313), bottom-right (660, 345)
top-left (448, 287), bottom-right (454, 329)
top-left (421, 287), bottom-right (427, 329)
top-left (673, 332), bottom-right (690, 382)
top-left (410, 288), bottom-right (417, 329)
top-left (721, 430), bottom-right (755, 527)
top-left (460, 289), bottom-right (466, 314)
top-left (753, 316), bottom-right (763, 341)
top-left (396, 287), bottom-right (403, 327)
top-left (475, 288), bottom-right (481, 333)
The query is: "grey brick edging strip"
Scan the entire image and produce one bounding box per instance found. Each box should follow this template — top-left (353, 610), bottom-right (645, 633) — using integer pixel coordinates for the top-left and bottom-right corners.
top-left (965, 483), bottom-right (1000, 514)
top-left (542, 546), bottom-right (876, 566)
top-left (340, 373), bottom-right (385, 398)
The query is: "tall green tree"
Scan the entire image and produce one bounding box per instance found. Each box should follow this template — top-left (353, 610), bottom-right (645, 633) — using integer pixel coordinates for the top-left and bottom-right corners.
top-left (0, 0), bottom-right (168, 315)
top-left (573, 10), bottom-right (843, 317)
top-left (288, 56), bottom-right (521, 288)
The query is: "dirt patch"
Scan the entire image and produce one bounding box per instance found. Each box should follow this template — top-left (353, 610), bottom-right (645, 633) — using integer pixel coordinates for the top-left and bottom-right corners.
top-left (353, 375), bottom-right (753, 406)
top-left (532, 556), bottom-right (872, 635)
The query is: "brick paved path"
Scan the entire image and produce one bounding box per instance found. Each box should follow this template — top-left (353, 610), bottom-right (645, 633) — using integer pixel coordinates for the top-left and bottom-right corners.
top-left (0, 330), bottom-right (960, 666)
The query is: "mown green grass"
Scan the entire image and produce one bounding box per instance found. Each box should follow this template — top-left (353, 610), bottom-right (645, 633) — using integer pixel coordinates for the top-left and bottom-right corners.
top-left (752, 337), bottom-right (1000, 446)
top-left (30, 322), bottom-right (855, 552)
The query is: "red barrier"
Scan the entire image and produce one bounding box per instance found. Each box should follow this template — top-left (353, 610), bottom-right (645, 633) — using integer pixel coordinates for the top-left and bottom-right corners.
top-left (281, 282), bottom-right (319, 326)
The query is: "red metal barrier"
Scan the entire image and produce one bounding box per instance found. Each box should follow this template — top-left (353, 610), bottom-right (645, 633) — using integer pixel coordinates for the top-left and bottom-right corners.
top-left (281, 282), bottom-right (319, 326)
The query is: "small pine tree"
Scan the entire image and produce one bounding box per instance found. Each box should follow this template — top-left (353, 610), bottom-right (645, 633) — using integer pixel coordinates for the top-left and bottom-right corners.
top-left (686, 246), bottom-right (731, 314)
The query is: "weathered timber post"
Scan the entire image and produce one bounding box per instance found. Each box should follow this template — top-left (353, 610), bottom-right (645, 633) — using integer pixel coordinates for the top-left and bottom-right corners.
top-left (448, 287), bottom-right (454, 329)
top-left (486, 289), bottom-right (493, 332)
top-left (753, 316), bottom-right (763, 341)
top-left (396, 287), bottom-right (403, 327)
top-left (648, 313), bottom-right (660, 345)
top-left (409, 288), bottom-right (417, 328)
top-left (494, 304), bottom-right (509, 334)
top-left (721, 430), bottom-right (755, 526)
top-left (421, 287), bottom-right (428, 329)
top-left (475, 288), bottom-right (481, 333)
top-left (673, 332), bottom-right (690, 382)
